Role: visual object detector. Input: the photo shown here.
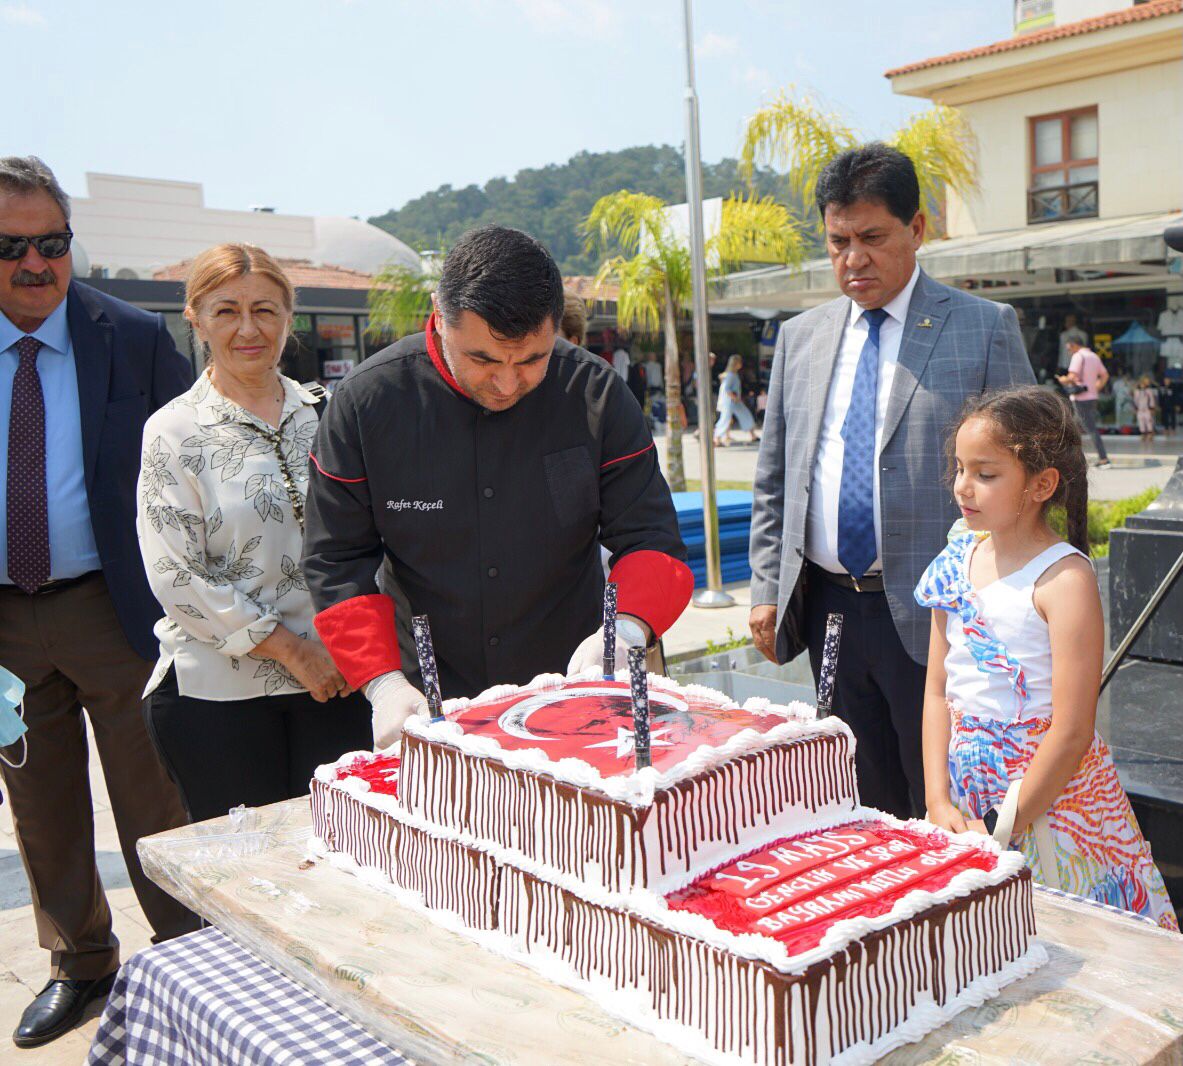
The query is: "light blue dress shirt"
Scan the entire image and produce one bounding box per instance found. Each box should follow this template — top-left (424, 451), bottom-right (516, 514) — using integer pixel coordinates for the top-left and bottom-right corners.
top-left (0, 298), bottom-right (101, 584)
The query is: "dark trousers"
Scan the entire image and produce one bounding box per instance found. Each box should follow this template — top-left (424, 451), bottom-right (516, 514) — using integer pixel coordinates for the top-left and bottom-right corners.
top-left (0, 573), bottom-right (198, 980)
top-left (1073, 399), bottom-right (1108, 460)
top-left (144, 667), bottom-right (372, 824)
top-left (804, 569), bottom-right (927, 819)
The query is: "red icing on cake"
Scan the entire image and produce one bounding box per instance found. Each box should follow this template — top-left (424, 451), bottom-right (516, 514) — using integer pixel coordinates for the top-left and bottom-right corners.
top-left (667, 821), bottom-right (998, 954)
top-left (444, 679), bottom-right (794, 777)
top-left (336, 753), bottom-right (401, 797)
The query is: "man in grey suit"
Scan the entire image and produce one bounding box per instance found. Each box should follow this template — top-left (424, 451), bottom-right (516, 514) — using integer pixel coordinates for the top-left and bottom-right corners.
top-left (748, 145), bottom-right (1033, 819)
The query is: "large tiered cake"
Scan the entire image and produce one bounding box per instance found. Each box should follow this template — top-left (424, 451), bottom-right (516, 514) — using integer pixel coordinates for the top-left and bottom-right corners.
top-left (309, 673), bottom-right (1045, 1065)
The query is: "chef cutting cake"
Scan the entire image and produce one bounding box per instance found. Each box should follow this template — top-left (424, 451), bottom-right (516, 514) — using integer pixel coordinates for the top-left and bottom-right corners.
top-left (301, 224), bottom-right (693, 749)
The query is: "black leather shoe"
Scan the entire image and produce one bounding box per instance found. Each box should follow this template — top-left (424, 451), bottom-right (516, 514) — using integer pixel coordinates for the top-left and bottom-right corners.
top-left (12, 971), bottom-right (117, 1049)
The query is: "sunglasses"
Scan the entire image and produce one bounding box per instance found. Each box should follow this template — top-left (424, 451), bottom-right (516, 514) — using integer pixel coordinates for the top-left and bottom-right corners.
top-left (0, 230), bottom-right (73, 262)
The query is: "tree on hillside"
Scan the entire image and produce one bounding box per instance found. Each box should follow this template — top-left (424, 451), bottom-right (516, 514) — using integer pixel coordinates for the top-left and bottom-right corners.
top-left (739, 91), bottom-right (976, 237)
top-left (369, 145), bottom-right (806, 274)
top-left (583, 192), bottom-right (805, 492)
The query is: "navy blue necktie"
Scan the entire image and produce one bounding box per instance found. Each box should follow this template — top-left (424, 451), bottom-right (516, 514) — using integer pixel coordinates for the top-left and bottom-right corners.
top-left (837, 308), bottom-right (888, 580)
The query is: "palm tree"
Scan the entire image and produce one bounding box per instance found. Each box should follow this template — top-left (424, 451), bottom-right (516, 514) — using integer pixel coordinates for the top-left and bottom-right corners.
top-left (366, 261), bottom-right (433, 342)
top-left (583, 191), bottom-right (805, 491)
top-left (739, 90), bottom-right (976, 237)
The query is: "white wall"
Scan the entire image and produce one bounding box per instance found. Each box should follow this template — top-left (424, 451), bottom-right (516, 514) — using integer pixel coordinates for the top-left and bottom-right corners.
top-left (69, 174), bottom-right (317, 279)
top-left (1052, 0), bottom-right (1136, 26)
top-left (947, 58), bottom-right (1183, 235)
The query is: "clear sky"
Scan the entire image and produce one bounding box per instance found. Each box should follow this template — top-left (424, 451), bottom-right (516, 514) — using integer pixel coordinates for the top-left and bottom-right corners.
top-left (3, 0), bottom-right (1013, 221)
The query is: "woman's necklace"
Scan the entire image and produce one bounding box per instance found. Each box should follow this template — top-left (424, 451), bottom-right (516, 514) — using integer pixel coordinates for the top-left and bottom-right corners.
top-left (208, 369), bottom-right (284, 418)
top-left (208, 369), bottom-right (306, 527)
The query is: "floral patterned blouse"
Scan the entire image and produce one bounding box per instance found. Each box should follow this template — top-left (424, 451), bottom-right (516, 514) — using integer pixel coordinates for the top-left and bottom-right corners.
top-left (137, 369), bottom-right (323, 700)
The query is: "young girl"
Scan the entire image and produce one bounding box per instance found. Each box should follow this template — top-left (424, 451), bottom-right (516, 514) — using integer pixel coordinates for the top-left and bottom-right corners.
top-left (915, 386), bottom-right (1177, 930)
top-left (1134, 375), bottom-right (1158, 441)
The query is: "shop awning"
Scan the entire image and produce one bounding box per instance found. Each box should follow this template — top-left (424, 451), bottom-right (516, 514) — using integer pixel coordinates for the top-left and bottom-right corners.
top-left (712, 210), bottom-right (1183, 311)
top-left (1112, 321), bottom-right (1160, 348)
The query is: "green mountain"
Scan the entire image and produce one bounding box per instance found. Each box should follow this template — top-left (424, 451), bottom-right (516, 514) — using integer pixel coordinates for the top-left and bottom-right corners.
top-left (368, 144), bottom-right (813, 275)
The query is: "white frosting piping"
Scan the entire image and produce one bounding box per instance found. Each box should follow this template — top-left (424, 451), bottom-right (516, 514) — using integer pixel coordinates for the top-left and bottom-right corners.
top-left (308, 834), bottom-right (1046, 1066)
top-left (316, 772), bottom-right (1023, 977)
top-left (403, 670), bottom-right (844, 807)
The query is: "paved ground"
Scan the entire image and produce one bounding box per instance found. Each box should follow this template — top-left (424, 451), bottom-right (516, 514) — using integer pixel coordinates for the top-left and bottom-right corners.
top-left (663, 582), bottom-right (753, 661)
top-left (1, 724), bottom-right (155, 1063)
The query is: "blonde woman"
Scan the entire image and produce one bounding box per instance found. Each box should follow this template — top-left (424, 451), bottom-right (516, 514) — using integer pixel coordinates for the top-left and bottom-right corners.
top-left (136, 243), bottom-right (370, 823)
top-left (713, 354), bottom-right (758, 446)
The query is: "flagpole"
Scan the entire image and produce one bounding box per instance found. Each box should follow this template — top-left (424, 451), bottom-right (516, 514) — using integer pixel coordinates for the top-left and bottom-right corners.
top-left (682, 0), bottom-right (734, 609)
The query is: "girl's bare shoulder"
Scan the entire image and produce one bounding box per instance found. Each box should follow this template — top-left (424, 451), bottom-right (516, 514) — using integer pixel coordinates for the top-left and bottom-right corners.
top-left (1033, 550), bottom-right (1099, 619)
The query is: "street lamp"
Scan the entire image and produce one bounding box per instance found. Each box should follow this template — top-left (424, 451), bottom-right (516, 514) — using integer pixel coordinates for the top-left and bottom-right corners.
top-left (681, 0), bottom-right (734, 609)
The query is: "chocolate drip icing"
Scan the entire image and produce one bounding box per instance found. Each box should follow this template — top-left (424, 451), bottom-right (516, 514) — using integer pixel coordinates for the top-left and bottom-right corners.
top-left (399, 729), bottom-right (858, 894)
top-left (318, 775), bottom-right (1035, 1066)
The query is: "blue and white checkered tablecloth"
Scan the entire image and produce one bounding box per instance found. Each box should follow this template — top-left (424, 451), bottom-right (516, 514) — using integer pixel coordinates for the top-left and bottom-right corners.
top-left (87, 927), bottom-right (407, 1065)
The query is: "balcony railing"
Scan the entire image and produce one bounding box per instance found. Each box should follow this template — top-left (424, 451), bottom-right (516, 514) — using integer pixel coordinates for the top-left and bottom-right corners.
top-left (1027, 180), bottom-right (1099, 224)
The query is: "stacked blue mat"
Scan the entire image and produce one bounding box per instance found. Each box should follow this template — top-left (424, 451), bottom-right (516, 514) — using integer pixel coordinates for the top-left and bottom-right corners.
top-left (671, 490), bottom-right (753, 588)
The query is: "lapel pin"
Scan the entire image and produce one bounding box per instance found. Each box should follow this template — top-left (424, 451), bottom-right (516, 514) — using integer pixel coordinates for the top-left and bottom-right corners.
top-left (918, 317), bottom-right (933, 329)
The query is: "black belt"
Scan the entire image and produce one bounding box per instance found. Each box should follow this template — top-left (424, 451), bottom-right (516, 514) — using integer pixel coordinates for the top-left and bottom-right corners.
top-left (0, 572), bottom-right (99, 596)
top-left (808, 562), bottom-right (885, 593)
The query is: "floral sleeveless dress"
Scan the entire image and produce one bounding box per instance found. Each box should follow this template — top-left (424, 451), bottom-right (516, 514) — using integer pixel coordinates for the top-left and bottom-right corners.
top-left (915, 531), bottom-right (1178, 931)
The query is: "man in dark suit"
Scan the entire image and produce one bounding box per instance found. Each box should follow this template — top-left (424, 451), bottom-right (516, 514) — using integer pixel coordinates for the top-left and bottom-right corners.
top-left (748, 145), bottom-right (1034, 820)
top-left (0, 156), bottom-right (197, 1049)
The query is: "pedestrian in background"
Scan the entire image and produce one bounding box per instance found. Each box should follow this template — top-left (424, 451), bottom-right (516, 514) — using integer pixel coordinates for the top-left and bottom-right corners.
top-left (1057, 339), bottom-right (1110, 467)
top-left (713, 354), bottom-right (758, 446)
top-left (560, 291), bottom-right (586, 347)
top-left (644, 349), bottom-right (663, 400)
top-left (1159, 378), bottom-right (1178, 437)
top-left (626, 354), bottom-right (647, 409)
top-left (137, 243), bottom-right (371, 825)
top-left (611, 338), bottom-right (631, 380)
top-left (1133, 374), bottom-right (1158, 442)
top-left (1157, 372), bottom-right (1176, 435)
top-left (0, 156), bottom-right (197, 1050)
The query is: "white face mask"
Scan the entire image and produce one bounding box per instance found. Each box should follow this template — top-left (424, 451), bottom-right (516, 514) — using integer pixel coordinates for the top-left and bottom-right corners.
top-left (0, 665), bottom-right (28, 771)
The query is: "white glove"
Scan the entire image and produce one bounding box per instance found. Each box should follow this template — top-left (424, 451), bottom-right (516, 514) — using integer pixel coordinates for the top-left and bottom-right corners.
top-left (364, 670), bottom-right (429, 751)
top-left (566, 617), bottom-right (648, 676)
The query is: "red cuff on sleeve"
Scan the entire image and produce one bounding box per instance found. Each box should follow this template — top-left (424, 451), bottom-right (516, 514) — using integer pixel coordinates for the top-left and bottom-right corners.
top-left (313, 594), bottom-right (401, 690)
top-left (609, 550), bottom-right (694, 639)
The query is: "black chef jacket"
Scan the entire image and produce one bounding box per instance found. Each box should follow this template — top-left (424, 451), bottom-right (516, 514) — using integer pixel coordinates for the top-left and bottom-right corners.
top-left (302, 321), bottom-right (692, 700)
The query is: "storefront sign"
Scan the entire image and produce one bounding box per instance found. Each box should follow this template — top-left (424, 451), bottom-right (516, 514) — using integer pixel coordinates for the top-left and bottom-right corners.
top-left (1093, 334), bottom-right (1112, 360)
top-left (323, 359), bottom-right (356, 379)
top-left (758, 320), bottom-right (779, 357)
top-left (318, 322), bottom-right (356, 342)
top-left (292, 314), bottom-right (312, 333)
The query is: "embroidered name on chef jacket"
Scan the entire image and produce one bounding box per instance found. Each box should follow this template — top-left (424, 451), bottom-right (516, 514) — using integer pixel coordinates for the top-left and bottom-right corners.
top-left (386, 498), bottom-right (444, 512)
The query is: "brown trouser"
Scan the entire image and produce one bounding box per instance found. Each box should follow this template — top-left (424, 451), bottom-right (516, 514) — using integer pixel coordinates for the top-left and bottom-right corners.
top-left (0, 573), bottom-right (197, 980)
